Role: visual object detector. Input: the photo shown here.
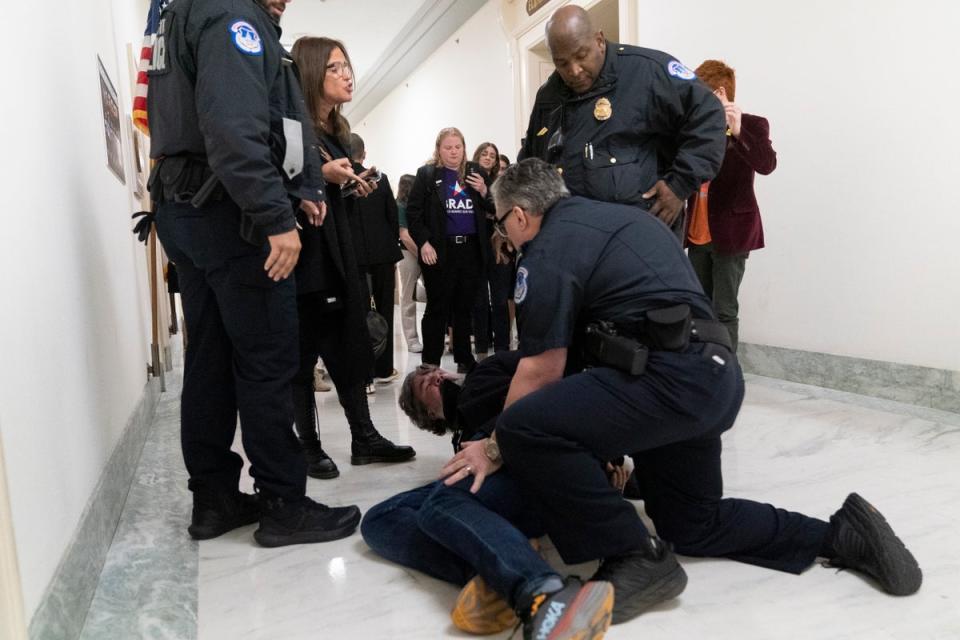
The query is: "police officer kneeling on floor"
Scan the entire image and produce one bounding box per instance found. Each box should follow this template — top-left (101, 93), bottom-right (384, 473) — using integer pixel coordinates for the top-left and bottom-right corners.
top-left (519, 5), bottom-right (726, 238)
top-left (147, 0), bottom-right (360, 547)
top-left (442, 159), bottom-right (921, 624)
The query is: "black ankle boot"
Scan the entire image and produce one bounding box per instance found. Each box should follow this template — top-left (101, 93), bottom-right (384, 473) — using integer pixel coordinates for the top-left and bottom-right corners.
top-left (292, 378), bottom-right (340, 478)
top-left (824, 492), bottom-right (922, 595)
top-left (341, 383), bottom-right (416, 465)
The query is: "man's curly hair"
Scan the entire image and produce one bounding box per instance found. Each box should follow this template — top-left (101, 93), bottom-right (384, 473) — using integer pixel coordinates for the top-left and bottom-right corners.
top-left (398, 365), bottom-right (453, 436)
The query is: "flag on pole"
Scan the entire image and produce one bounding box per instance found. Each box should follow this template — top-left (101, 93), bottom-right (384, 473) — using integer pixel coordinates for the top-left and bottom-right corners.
top-left (132, 0), bottom-right (171, 136)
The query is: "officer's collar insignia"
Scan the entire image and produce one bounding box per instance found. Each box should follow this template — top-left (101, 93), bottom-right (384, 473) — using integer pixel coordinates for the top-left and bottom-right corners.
top-left (514, 267), bottom-right (529, 304)
top-left (230, 21), bottom-right (263, 56)
top-left (594, 97), bottom-right (613, 121)
top-left (667, 60), bottom-right (695, 80)
top-left (537, 127), bottom-right (549, 137)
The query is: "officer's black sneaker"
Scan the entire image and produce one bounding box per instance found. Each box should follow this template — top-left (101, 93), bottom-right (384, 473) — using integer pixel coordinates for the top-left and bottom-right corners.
top-left (188, 490), bottom-right (260, 540)
top-left (350, 433), bottom-right (416, 465)
top-left (590, 536), bottom-right (687, 624)
top-left (254, 496), bottom-right (361, 548)
top-left (300, 439), bottom-right (340, 479)
top-left (518, 577), bottom-right (613, 640)
top-left (824, 492), bottom-right (922, 595)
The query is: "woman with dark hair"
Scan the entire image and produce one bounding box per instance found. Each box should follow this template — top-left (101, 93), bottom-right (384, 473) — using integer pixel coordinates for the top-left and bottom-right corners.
top-left (289, 36), bottom-right (415, 478)
top-left (406, 128), bottom-right (493, 370)
top-left (469, 142), bottom-right (514, 357)
top-left (395, 173), bottom-right (423, 353)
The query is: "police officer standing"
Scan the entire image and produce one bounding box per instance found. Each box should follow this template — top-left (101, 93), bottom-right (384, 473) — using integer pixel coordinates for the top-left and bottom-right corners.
top-left (519, 5), bottom-right (726, 234)
top-left (148, 0), bottom-right (361, 546)
top-left (441, 159), bottom-right (922, 624)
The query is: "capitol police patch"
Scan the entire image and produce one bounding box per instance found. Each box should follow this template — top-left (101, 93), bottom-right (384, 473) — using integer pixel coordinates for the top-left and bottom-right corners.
top-left (230, 20), bottom-right (263, 56)
top-left (667, 60), bottom-right (695, 80)
top-left (514, 267), bottom-right (529, 304)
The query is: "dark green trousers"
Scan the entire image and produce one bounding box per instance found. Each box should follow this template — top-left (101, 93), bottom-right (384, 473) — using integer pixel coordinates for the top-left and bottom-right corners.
top-left (687, 243), bottom-right (747, 352)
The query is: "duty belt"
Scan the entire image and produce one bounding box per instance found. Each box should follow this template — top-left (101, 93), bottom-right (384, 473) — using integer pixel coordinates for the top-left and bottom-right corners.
top-left (148, 155), bottom-right (224, 206)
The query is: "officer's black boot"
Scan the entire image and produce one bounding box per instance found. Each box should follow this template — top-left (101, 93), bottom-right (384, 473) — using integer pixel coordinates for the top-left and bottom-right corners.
top-left (292, 381), bottom-right (340, 479)
top-left (188, 489), bottom-right (261, 540)
top-left (341, 383), bottom-right (416, 465)
top-left (516, 577), bottom-right (613, 640)
top-left (590, 536), bottom-right (687, 624)
top-left (821, 492), bottom-right (922, 595)
top-left (254, 495), bottom-right (361, 547)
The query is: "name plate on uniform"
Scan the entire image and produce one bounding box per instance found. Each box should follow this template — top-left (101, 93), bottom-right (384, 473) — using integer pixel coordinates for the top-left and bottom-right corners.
top-left (526, 0), bottom-right (551, 15)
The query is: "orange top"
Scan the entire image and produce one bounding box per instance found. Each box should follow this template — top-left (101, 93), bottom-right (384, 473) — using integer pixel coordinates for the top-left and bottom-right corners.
top-left (686, 181), bottom-right (712, 245)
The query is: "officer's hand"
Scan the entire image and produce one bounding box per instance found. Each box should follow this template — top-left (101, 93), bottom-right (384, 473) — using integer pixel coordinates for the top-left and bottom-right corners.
top-left (643, 180), bottom-right (683, 226)
top-left (465, 172), bottom-right (487, 197)
top-left (421, 241), bottom-right (438, 265)
top-left (300, 199), bottom-right (326, 226)
top-left (724, 102), bottom-right (743, 138)
top-left (492, 234), bottom-right (513, 265)
top-left (440, 439), bottom-right (502, 494)
top-left (606, 462), bottom-right (630, 494)
top-left (264, 229), bottom-right (301, 281)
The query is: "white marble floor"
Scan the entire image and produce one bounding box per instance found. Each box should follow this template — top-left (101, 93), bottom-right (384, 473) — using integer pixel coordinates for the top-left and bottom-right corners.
top-left (190, 337), bottom-right (960, 640)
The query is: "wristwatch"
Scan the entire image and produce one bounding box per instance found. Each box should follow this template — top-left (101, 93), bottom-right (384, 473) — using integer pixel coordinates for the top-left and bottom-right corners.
top-left (484, 435), bottom-right (502, 464)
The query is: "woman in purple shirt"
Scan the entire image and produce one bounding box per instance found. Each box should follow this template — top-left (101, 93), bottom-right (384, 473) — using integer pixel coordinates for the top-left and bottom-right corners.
top-left (406, 128), bottom-right (493, 370)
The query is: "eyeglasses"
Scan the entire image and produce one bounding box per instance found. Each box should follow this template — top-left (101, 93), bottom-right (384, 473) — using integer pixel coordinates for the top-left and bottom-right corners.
top-left (326, 61), bottom-right (353, 78)
top-left (493, 207), bottom-right (516, 238)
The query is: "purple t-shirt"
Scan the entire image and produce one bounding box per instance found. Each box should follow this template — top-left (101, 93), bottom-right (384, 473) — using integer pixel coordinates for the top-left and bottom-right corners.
top-left (442, 168), bottom-right (477, 236)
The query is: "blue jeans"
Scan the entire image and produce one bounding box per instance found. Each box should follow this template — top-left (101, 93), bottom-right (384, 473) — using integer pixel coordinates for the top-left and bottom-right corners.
top-left (361, 471), bottom-right (555, 607)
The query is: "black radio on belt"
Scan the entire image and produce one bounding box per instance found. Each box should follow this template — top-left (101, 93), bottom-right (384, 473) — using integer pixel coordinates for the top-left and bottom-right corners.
top-left (584, 321), bottom-right (648, 375)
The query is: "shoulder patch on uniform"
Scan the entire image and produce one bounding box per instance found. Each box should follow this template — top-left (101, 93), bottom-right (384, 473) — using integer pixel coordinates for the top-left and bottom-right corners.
top-left (229, 20), bottom-right (263, 56)
top-left (667, 60), bottom-right (695, 80)
top-left (514, 266), bottom-right (529, 304)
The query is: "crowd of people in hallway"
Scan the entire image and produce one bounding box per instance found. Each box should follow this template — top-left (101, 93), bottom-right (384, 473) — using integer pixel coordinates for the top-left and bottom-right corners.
top-left (143, 0), bottom-right (922, 638)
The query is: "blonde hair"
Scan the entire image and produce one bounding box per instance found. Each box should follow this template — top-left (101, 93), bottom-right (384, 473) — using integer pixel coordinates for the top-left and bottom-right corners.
top-left (431, 127), bottom-right (467, 181)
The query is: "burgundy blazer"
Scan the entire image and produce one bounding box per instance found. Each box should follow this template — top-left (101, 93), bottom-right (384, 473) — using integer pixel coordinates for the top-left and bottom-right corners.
top-left (687, 113), bottom-right (776, 255)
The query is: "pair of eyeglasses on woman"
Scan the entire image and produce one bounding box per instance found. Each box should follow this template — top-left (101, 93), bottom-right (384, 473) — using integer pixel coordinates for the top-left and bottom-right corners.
top-left (326, 61), bottom-right (353, 78)
top-left (493, 207), bottom-right (516, 238)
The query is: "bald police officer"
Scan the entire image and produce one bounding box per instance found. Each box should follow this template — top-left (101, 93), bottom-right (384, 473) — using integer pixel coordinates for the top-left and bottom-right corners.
top-left (442, 159), bottom-right (921, 624)
top-left (148, 0), bottom-right (361, 547)
top-left (520, 6), bottom-right (726, 235)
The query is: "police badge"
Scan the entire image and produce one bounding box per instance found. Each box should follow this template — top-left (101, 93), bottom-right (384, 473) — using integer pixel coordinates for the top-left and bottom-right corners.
top-left (594, 97), bottom-right (612, 121)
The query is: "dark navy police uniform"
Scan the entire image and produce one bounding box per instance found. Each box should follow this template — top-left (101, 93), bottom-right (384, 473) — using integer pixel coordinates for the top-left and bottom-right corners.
top-left (147, 0), bottom-right (324, 500)
top-left (519, 44), bottom-right (726, 235)
top-left (496, 196), bottom-right (829, 572)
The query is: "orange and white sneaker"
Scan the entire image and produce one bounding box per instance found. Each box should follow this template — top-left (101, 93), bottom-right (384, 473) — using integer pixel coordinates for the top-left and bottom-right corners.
top-left (451, 574), bottom-right (518, 635)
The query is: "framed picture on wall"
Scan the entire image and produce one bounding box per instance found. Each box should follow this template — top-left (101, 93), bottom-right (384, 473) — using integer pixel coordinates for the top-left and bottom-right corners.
top-left (98, 55), bottom-right (125, 185)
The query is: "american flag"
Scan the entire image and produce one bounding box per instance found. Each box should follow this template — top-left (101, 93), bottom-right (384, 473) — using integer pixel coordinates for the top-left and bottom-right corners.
top-left (132, 0), bottom-right (171, 135)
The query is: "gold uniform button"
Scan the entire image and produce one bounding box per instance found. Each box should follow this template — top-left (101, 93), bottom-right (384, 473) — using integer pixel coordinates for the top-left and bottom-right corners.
top-left (610, 158), bottom-right (617, 164)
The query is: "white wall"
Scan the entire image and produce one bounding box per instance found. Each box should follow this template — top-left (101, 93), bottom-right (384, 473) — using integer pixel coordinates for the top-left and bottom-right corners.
top-left (632, 0), bottom-right (960, 371)
top-left (0, 0), bottom-right (152, 616)
top-left (352, 1), bottom-right (519, 186)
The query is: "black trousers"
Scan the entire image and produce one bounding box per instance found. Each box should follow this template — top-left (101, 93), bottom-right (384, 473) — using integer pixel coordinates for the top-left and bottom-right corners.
top-left (155, 200), bottom-right (306, 500)
top-left (497, 344), bottom-right (828, 572)
top-left (472, 259), bottom-right (514, 353)
top-left (293, 294), bottom-right (370, 437)
top-left (365, 262), bottom-right (397, 377)
top-left (420, 238), bottom-right (481, 365)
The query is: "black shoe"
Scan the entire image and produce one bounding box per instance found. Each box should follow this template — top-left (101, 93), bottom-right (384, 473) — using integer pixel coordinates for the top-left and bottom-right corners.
top-left (590, 537), bottom-right (687, 624)
top-left (351, 433), bottom-right (416, 465)
top-left (254, 496), bottom-right (361, 548)
top-left (519, 577), bottom-right (613, 640)
top-left (824, 492), bottom-right (922, 595)
top-left (188, 490), bottom-right (260, 540)
top-left (300, 439), bottom-right (340, 479)
top-left (456, 360), bottom-right (476, 374)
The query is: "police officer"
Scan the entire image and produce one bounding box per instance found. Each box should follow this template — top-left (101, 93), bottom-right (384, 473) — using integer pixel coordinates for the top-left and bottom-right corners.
top-left (441, 159), bottom-right (922, 624)
top-left (147, 0), bottom-right (360, 547)
top-left (519, 5), bottom-right (726, 235)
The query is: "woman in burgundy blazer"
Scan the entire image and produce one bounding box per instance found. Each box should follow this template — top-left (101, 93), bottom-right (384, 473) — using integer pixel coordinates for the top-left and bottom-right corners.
top-left (686, 60), bottom-right (776, 351)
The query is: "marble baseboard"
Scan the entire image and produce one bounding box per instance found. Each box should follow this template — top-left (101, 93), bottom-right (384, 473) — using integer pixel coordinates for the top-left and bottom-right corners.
top-left (738, 342), bottom-right (960, 414)
top-left (28, 376), bottom-right (163, 640)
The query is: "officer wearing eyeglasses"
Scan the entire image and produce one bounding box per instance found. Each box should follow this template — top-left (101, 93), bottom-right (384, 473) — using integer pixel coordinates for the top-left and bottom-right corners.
top-left (519, 5), bottom-right (726, 236)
